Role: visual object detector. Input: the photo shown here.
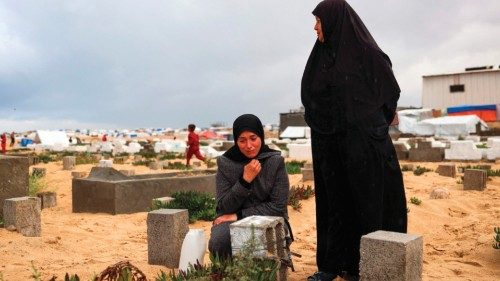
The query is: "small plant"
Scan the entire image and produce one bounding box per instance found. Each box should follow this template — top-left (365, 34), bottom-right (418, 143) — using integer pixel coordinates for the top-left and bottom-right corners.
top-left (285, 160), bottom-right (306, 174)
top-left (401, 164), bottom-right (413, 172)
top-left (413, 166), bottom-right (432, 176)
top-left (288, 185), bottom-right (315, 211)
top-left (0, 218), bottom-right (4, 228)
top-left (29, 174), bottom-right (47, 196)
top-left (494, 227), bottom-right (500, 250)
top-left (138, 150), bottom-right (157, 159)
top-left (75, 152), bottom-right (97, 165)
top-left (38, 153), bottom-right (55, 164)
top-left (95, 261), bottom-right (147, 281)
top-left (158, 152), bottom-right (181, 161)
top-left (410, 197), bottom-right (422, 205)
top-left (30, 261), bottom-right (41, 281)
top-left (457, 135), bottom-right (465, 140)
top-left (165, 162), bottom-right (190, 170)
top-left (476, 143), bottom-right (488, 149)
top-left (132, 159), bottom-right (153, 166)
top-left (152, 191), bottom-right (216, 223)
top-left (456, 176), bottom-right (463, 184)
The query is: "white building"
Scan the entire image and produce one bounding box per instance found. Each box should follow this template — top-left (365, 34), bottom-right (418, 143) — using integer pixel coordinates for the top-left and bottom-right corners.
top-left (422, 66), bottom-right (500, 112)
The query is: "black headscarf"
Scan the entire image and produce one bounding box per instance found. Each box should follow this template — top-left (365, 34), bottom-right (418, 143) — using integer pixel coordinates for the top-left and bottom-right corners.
top-left (301, 0), bottom-right (400, 133)
top-left (223, 114), bottom-right (276, 163)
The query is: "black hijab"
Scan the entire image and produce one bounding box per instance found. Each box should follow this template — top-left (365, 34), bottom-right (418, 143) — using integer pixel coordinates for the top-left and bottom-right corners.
top-left (301, 0), bottom-right (400, 132)
top-left (223, 114), bottom-right (276, 163)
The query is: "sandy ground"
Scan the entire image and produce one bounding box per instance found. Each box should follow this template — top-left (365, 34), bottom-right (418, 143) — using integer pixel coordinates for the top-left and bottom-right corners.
top-left (0, 159), bottom-right (499, 281)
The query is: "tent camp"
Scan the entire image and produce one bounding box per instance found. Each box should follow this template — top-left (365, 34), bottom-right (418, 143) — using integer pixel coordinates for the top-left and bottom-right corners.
top-left (34, 130), bottom-right (70, 147)
top-left (280, 126), bottom-right (310, 139)
top-left (399, 115), bottom-right (488, 136)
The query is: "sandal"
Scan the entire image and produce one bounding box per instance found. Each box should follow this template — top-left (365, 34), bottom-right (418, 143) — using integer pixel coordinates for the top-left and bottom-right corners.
top-left (307, 271), bottom-right (337, 281)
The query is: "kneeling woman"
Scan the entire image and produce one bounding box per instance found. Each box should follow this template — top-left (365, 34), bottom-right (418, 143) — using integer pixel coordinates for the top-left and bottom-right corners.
top-left (208, 114), bottom-right (291, 258)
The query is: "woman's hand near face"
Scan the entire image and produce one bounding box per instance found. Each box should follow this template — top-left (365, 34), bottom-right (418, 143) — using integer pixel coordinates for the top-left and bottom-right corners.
top-left (213, 213), bottom-right (237, 226)
top-left (242, 159), bottom-right (261, 183)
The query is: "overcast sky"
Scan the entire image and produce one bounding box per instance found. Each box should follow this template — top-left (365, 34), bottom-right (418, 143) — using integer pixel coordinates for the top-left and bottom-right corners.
top-left (1, 0), bottom-right (499, 131)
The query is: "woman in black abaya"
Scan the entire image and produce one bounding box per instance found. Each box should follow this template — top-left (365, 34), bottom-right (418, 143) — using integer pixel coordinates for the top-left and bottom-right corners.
top-left (301, 1), bottom-right (407, 280)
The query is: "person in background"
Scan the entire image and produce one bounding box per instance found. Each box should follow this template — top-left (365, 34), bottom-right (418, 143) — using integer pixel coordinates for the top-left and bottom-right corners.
top-left (185, 124), bottom-right (205, 166)
top-left (301, 1), bottom-right (407, 280)
top-left (10, 132), bottom-right (15, 147)
top-left (1, 133), bottom-right (7, 154)
top-left (102, 134), bottom-right (107, 142)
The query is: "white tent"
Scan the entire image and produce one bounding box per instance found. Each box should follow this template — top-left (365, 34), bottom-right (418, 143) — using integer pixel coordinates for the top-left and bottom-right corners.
top-left (412, 115), bottom-right (488, 136)
top-left (34, 130), bottom-right (70, 147)
top-left (280, 126), bottom-right (310, 139)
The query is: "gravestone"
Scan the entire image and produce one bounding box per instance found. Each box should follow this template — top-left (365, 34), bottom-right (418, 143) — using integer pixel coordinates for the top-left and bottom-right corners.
top-left (37, 191), bottom-right (57, 209)
top-left (301, 167), bottom-right (314, 181)
top-left (98, 159), bottom-right (113, 168)
top-left (463, 169), bottom-right (487, 191)
top-left (62, 156), bottom-right (76, 170)
top-left (149, 161), bottom-right (161, 170)
top-left (147, 209), bottom-right (189, 268)
top-left (408, 141), bottom-right (444, 162)
top-left (0, 156), bottom-right (29, 219)
top-left (113, 156), bottom-right (127, 164)
top-left (3, 196), bottom-right (41, 237)
top-left (360, 230), bottom-right (423, 281)
top-left (436, 164), bottom-right (456, 178)
top-left (230, 216), bottom-right (290, 281)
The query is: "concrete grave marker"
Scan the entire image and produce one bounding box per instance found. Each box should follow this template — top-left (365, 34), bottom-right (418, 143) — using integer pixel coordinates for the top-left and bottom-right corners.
top-left (230, 216), bottom-right (290, 281)
top-left (3, 196), bottom-right (41, 237)
top-left (463, 169), bottom-right (487, 191)
top-left (436, 164), bottom-right (456, 178)
top-left (360, 230), bottom-right (423, 281)
top-left (0, 156), bottom-right (29, 219)
top-left (37, 191), bottom-right (57, 209)
top-left (62, 156), bottom-right (76, 170)
top-left (147, 209), bottom-right (189, 268)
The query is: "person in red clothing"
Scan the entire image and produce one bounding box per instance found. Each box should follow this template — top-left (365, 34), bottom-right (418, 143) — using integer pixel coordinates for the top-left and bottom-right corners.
top-left (186, 124), bottom-right (205, 166)
top-left (1, 133), bottom-right (7, 154)
top-left (102, 134), bottom-right (107, 142)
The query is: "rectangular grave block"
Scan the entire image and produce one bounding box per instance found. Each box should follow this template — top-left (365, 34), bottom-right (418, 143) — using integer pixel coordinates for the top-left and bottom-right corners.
top-left (3, 196), bottom-right (41, 237)
top-left (147, 209), bottom-right (189, 268)
top-left (360, 230), bottom-right (423, 281)
top-left (436, 164), bottom-right (456, 178)
top-left (0, 156), bottom-right (29, 219)
top-left (463, 169), bottom-right (487, 191)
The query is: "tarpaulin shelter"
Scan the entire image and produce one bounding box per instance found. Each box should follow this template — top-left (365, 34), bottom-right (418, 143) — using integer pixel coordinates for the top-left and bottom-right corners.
top-left (34, 130), bottom-right (70, 147)
top-left (279, 126), bottom-right (311, 139)
top-left (447, 104), bottom-right (497, 121)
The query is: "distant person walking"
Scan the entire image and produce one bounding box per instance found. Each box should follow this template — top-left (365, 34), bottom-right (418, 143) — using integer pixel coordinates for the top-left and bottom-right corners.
top-left (102, 134), bottom-right (107, 142)
top-left (10, 132), bottom-right (15, 147)
top-left (1, 133), bottom-right (7, 154)
top-left (186, 124), bottom-right (205, 166)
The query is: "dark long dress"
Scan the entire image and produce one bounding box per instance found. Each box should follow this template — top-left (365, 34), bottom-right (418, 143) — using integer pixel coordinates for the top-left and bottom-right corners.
top-left (301, 0), bottom-right (407, 276)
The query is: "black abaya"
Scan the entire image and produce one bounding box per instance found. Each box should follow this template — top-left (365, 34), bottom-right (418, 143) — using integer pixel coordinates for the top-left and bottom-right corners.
top-left (301, 0), bottom-right (407, 277)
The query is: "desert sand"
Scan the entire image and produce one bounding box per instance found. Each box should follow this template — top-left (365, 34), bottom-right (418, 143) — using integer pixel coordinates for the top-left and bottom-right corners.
top-left (0, 159), bottom-right (499, 280)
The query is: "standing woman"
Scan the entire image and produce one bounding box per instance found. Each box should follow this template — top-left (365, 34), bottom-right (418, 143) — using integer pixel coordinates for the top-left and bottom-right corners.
top-left (301, 0), bottom-right (407, 280)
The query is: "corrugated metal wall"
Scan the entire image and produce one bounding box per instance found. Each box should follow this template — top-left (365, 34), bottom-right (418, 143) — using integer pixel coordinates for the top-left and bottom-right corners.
top-left (422, 70), bottom-right (500, 109)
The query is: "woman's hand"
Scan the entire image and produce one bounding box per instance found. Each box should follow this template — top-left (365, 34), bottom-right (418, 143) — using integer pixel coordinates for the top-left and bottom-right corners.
top-left (213, 213), bottom-right (237, 226)
top-left (242, 159), bottom-right (261, 183)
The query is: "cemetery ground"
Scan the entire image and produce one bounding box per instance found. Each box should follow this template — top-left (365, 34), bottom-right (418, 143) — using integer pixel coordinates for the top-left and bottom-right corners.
top-left (0, 160), bottom-right (499, 280)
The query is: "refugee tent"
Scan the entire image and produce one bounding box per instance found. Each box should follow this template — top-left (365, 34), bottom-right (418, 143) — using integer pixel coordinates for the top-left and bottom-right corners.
top-left (279, 126), bottom-right (310, 139)
top-left (447, 104), bottom-right (497, 122)
top-left (199, 130), bottom-right (223, 140)
top-left (416, 115), bottom-right (488, 136)
top-left (34, 130), bottom-right (70, 147)
top-left (397, 108), bottom-right (434, 134)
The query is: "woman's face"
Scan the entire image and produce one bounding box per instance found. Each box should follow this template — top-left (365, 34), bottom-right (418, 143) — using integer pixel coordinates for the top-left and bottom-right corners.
top-left (237, 130), bottom-right (262, 159)
top-left (314, 16), bottom-right (324, 42)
